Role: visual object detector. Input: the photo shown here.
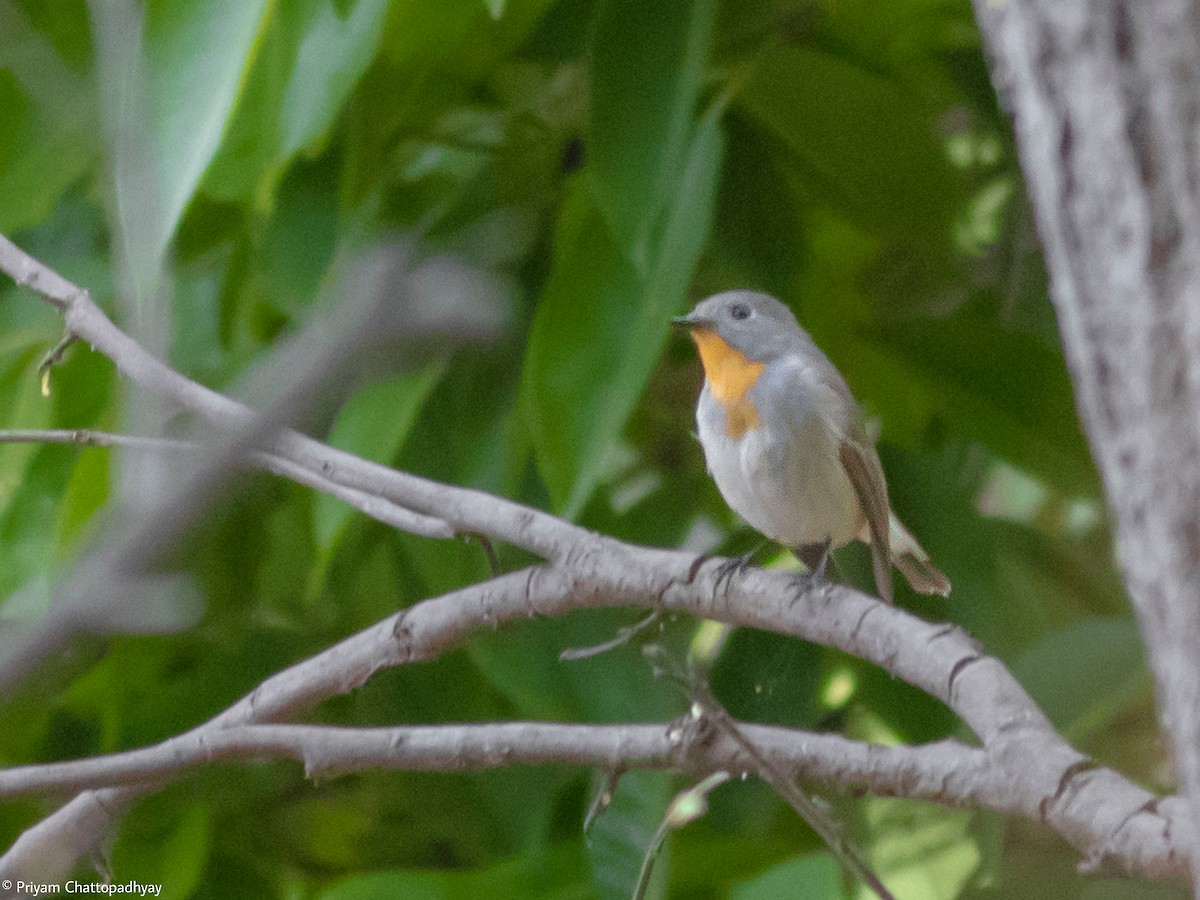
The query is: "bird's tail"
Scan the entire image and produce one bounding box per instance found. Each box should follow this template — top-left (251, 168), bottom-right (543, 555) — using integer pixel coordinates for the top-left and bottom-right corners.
top-left (888, 514), bottom-right (952, 597)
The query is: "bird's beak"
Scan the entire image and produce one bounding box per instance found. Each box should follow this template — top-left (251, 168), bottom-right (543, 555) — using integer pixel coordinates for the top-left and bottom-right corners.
top-left (672, 311), bottom-right (712, 330)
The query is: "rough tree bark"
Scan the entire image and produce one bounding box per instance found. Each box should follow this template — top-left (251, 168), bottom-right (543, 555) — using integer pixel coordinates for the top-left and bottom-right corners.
top-left (974, 0), bottom-right (1200, 889)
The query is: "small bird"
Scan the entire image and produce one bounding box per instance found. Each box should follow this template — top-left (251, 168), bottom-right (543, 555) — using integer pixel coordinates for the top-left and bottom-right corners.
top-left (674, 290), bottom-right (950, 603)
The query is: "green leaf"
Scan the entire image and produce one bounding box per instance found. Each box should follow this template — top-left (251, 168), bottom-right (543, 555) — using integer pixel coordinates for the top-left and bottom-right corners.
top-left (521, 182), bottom-right (636, 514)
top-left (731, 853), bottom-right (843, 900)
top-left (524, 105), bottom-right (724, 516)
top-left (963, 841), bottom-right (1189, 899)
top-left (280, 0), bottom-right (391, 159)
top-left (0, 374), bottom-right (87, 609)
top-left (378, 0), bottom-right (557, 84)
top-left (54, 443), bottom-right (110, 556)
top-left (395, 345), bottom-right (530, 498)
top-left (276, 787), bottom-right (381, 870)
top-left (589, 0), bottom-right (716, 267)
top-left (857, 798), bottom-right (980, 900)
top-left (710, 114), bottom-right (807, 296)
top-left (94, 0), bottom-right (270, 274)
top-left (0, 5), bottom-right (97, 232)
top-left (313, 363), bottom-right (447, 554)
top-left (877, 315), bottom-right (1096, 495)
top-left (739, 43), bottom-right (961, 237)
top-left (0, 341), bottom-right (54, 517)
top-left (316, 842), bottom-right (588, 899)
top-left (204, 0), bottom-right (391, 203)
top-left (1011, 617), bottom-right (1146, 743)
top-left (110, 803), bottom-right (211, 900)
top-left (466, 609), bottom-right (682, 723)
top-left (588, 770), bottom-right (673, 900)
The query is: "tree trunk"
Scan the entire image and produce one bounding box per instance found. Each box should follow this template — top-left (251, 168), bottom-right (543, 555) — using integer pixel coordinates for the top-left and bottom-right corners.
top-left (974, 0), bottom-right (1200, 889)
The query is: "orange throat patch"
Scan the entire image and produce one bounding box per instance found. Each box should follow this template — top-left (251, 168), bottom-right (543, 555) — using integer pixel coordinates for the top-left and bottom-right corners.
top-left (690, 329), bottom-right (764, 438)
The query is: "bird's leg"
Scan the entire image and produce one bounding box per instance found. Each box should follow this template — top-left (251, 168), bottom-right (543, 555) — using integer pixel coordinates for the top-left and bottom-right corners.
top-left (791, 538), bottom-right (834, 597)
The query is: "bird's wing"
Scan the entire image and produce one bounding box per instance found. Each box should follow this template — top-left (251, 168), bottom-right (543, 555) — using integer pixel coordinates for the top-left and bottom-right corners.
top-left (775, 350), bottom-right (894, 602)
top-left (838, 439), bottom-right (893, 604)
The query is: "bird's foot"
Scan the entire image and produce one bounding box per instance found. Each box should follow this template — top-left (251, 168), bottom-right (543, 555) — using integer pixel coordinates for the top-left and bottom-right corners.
top-left (788, 568), bottom-right (830, 606)
top-left (712, 546), bottom-right (760, 601)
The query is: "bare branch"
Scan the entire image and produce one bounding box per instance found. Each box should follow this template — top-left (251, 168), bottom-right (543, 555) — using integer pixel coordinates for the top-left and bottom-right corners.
top-left (0, 553), bottom-right (1189, 881)
top-left (0, 720), bottom-right (985, 802)
top-left (0, 235), bottom-right (1191, 885)
top-left (0, 234), bottom-right (83, 309)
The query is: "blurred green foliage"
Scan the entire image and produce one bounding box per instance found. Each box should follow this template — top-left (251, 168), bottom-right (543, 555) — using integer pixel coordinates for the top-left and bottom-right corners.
top-left (0, 0), bottom-right (1173, 897)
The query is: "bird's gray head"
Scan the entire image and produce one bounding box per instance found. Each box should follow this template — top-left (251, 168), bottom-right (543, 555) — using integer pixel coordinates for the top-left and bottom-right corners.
top-left (673, 290), bottom-right (808, 361)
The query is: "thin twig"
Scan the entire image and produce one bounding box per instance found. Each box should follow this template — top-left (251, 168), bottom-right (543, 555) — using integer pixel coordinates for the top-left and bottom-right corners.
top-left (0, 428), bottom-right (456, 540)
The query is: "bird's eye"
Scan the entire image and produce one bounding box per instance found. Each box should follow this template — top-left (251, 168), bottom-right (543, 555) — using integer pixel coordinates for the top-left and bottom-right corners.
top-left (729, 303), bottom-right (751, 320)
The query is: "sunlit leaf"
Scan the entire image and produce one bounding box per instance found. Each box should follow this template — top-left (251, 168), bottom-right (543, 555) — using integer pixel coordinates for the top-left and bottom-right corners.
top-left (94, 0), bottom-right (269, 274)
top-left (857, 797), bottom-right (980, 900)
top-left (280, 0), bottom-right (391, 159)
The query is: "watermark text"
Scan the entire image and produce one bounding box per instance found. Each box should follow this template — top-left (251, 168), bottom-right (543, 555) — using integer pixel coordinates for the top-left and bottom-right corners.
top-left (2, 881), bottom-right (162, 897)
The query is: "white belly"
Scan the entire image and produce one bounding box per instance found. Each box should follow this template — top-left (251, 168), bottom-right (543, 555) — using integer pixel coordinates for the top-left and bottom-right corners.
top-left (697, 392), bottom-right (862, 548)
